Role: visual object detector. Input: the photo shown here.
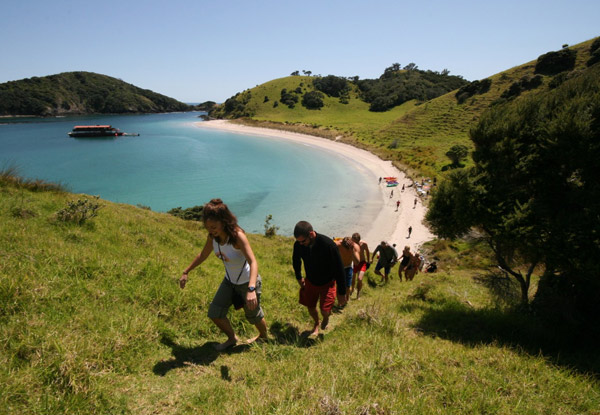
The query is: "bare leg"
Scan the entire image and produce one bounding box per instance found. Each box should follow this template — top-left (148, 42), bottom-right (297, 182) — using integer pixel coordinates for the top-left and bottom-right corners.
top-left (211, 317), bottom-right (239, 351)
top-left (247, 317), bottom-right (269, 344)
top-left (307, 306), bottom-right (320, 336)
top-left (321, 309), bottom-right (330, 330)
top-left (356, 271), bottom-right (364, 299)
top-left (374, 268), bottom-right (384, 283)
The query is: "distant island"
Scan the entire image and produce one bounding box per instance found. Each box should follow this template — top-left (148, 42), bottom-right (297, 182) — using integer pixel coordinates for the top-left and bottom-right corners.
top-left (0, 71), bottom-right (191, 116)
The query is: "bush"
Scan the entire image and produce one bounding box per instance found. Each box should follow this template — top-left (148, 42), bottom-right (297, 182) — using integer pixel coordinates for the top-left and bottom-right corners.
top-left (280, 89), bottom-right (298, 109)
top-left (455, 79), bottom-right (492, 104)
top-left (534, 48), bottom-right (577, 75)
top-left (56, 197), bottom-right (102, 225)
top-left (313, 75), bottom-right (349, 97)
top-left (264, 214), bottom-right (279, 237)
top-left (587, 38), bottom-right (600, 67)
top-left (167, 205), bottom-right (203, 221)
top-left (301, 91), bottom-right (324, 109)
top-left (500, 75), bottom-right (543, 99)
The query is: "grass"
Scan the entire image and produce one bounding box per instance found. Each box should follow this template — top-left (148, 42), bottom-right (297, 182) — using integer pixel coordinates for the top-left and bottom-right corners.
top-left (1, 173), bottom-right (599, 414)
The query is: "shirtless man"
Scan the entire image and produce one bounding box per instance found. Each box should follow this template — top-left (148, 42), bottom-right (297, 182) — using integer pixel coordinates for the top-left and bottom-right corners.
top-left (404, 252), bottom-right (421, 281)
top-left (335, 237), bottom-right (361, 303)
top-left (351, 232), bottom-right (371, 299)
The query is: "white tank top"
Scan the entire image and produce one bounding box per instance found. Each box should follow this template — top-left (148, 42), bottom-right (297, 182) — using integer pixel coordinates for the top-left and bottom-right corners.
top-left (212, 239), bottom-right (250, 285)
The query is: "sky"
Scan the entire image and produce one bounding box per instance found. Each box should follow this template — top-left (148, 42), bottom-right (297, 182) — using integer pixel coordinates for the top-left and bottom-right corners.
top-left (2, 0), bottom-right (599, 103)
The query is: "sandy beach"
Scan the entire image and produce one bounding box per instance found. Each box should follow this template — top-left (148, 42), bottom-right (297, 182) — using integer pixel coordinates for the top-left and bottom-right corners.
top-left (195, 120), bottom-right (435, 254)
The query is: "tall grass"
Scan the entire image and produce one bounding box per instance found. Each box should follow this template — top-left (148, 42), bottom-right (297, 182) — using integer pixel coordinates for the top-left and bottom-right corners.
top-left (1, 175), bottom-right (598, 414)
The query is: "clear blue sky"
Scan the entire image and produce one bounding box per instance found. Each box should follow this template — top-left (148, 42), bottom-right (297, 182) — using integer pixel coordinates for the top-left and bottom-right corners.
top-left (2, 0), bottom-right (598, 103)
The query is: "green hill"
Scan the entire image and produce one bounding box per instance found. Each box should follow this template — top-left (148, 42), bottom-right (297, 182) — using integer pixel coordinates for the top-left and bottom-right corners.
top-left (0, 72), bottom-right (191, 116)
top-left (210, 38), bottom-right (599, 178)
top-left (1, 172), bottom-right (598, 414)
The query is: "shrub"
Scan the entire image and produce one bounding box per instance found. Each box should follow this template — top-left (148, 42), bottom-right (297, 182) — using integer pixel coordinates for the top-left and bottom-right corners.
top-left (301, 91), bottom-right (324, 109)
top-left (313, 75), bottom-right (349, 97)
top-left (500, 75), bottom-right (543, 99)
top-left (534, 48), bottom-right (577, 75)
top-left (56, 197), bottom-right (102, 225)
top-left (167, 205), bottom-right (203, 221)
top-left (280, 89), bottom-right (298, 109)
top-left (455, 79), bottom-right (492, 104)
top-left (587, 38), bottom-right (600, 67)
top-left (264, 214), bottom-right (279, 237)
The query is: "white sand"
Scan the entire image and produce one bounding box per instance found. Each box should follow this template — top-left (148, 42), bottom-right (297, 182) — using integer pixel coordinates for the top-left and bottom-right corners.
top-left (195, 120), bottom-right (435, 253)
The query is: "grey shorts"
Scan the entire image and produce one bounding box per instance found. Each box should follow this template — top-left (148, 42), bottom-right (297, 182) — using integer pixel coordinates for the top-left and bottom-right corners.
top-left (208, 275), bottom-right (264, 324)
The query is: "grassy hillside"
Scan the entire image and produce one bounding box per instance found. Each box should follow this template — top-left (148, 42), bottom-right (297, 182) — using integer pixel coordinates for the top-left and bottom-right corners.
top-left (1, 174), bottom-right (598, 414)
top-left (213, 38), bottom-right (598, 179)
top-left (0, 72), bottom-right (191, 116)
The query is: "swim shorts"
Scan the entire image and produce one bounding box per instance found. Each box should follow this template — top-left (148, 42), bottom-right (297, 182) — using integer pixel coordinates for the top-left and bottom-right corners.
top-left (353, 261), bottom-right (367, 274)
top-left (299, 279), bottom-right (336, 314)
top-left (344, 266), bottom-right (353, 287)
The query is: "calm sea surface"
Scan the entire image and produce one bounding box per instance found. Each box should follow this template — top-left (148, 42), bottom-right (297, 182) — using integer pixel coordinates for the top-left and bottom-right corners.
top-left (0, 112), bottom-right (380, 236)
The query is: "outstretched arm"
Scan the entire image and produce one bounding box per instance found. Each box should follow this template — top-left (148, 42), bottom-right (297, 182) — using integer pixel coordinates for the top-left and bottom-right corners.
top-left (179, 234), bottom-right (214, 289)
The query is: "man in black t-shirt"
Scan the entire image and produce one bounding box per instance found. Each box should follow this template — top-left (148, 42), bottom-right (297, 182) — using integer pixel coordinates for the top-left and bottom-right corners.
top-left (292, 221), bottom-right (346, 336)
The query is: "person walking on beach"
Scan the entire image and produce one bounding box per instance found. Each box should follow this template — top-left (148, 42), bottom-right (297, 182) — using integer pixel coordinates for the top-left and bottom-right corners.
top-left (402, 184), bottom-right (405, 192)
top-left (372, 241), bottom-right (397, 284)
top-left (413, 197), bottom-right (417, 208)
top-left (407, 226), bottom-right (413, 238)
top-left (351, 232), bottom-right (371, 300)
top-left (396, 200), bottom-right (400, 211)
top-left (390, 189), bottom-right (394, 198)
top-left (179, 198), bottom-right (268, 351)
top-left (293, 221), bottom-right (347, 336)
top-left (335, 237), bottom-right (360, 304)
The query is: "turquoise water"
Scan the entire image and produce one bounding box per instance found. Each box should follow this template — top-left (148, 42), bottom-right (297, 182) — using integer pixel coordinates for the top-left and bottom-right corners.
top-left (0, 112), bottom-right (380, 236)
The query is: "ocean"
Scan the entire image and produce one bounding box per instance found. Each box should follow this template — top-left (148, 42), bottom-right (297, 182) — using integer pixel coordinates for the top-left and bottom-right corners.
top-left (0, 112), bottom-right (380, 236)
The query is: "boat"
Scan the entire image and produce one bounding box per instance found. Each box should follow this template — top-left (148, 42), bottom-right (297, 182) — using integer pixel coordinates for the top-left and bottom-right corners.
top-left (67, 125), bottom-right (138, 138)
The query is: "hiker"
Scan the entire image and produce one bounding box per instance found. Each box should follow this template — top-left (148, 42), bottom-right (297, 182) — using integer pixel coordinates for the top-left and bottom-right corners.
top-left (396, 200), bottom-right (400, 211)
top-left (397, 246), bottom-right (411, 281)
top-left (179, 198), bottom-right (268, 351)
top-left (404, 253), bottom-right (421, 281)
top-left (292, 221), bottom-right (346, 336)
top-left (351, 232), bottom-right (371, 300)
top-left (372, 241), bottom-right (397, 284)
top-left (335, 236), bottom-right (360, 304)
top-left (407, 226), bottom-right (412, 238)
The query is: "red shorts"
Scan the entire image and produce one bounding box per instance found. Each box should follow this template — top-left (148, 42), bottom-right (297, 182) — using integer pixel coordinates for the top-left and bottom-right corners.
top-left (299, 279), bottom-right (336, 313)
top-left (353, 261), bottom-right (367, 274)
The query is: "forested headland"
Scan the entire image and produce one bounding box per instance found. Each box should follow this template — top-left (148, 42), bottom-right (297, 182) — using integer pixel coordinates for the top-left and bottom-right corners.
top-left (0, 72), bottom-right (191, 116)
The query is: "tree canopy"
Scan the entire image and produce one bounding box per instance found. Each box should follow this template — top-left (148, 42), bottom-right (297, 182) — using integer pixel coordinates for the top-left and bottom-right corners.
top-left (0, 72), bottom-right (190, 116)
top-left (357, 65), bottom-right (467, 111)
top-left (426, 63), bottom-right (600, 330)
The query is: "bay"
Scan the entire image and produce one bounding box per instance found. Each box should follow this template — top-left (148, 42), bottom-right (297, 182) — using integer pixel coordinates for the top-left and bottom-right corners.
top-left (0, 112), bottom-right (380, 236)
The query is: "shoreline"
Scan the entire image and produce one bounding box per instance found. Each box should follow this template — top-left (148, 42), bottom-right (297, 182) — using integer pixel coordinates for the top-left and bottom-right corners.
top-left (194, 120), bottom-right (434, 253)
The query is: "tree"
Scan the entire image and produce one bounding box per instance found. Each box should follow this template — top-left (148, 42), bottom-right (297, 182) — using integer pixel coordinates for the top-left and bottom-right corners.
top-left (427, 63), bottom-right (600, 312)
top-left (445, 144), bottom-right (469, 166)
top-left (291, 71), bottom-right (300, 76)
top-left (301, 91), bottom-right (324, 109)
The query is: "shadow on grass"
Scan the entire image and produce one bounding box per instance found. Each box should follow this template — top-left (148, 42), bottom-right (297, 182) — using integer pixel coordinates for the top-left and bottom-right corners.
top-left (153, 335), bottom-right (250, 376)
top-left (270, 321), bottom-right (322, 348)
top-left (413, 300), bottom-right (600, 379)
